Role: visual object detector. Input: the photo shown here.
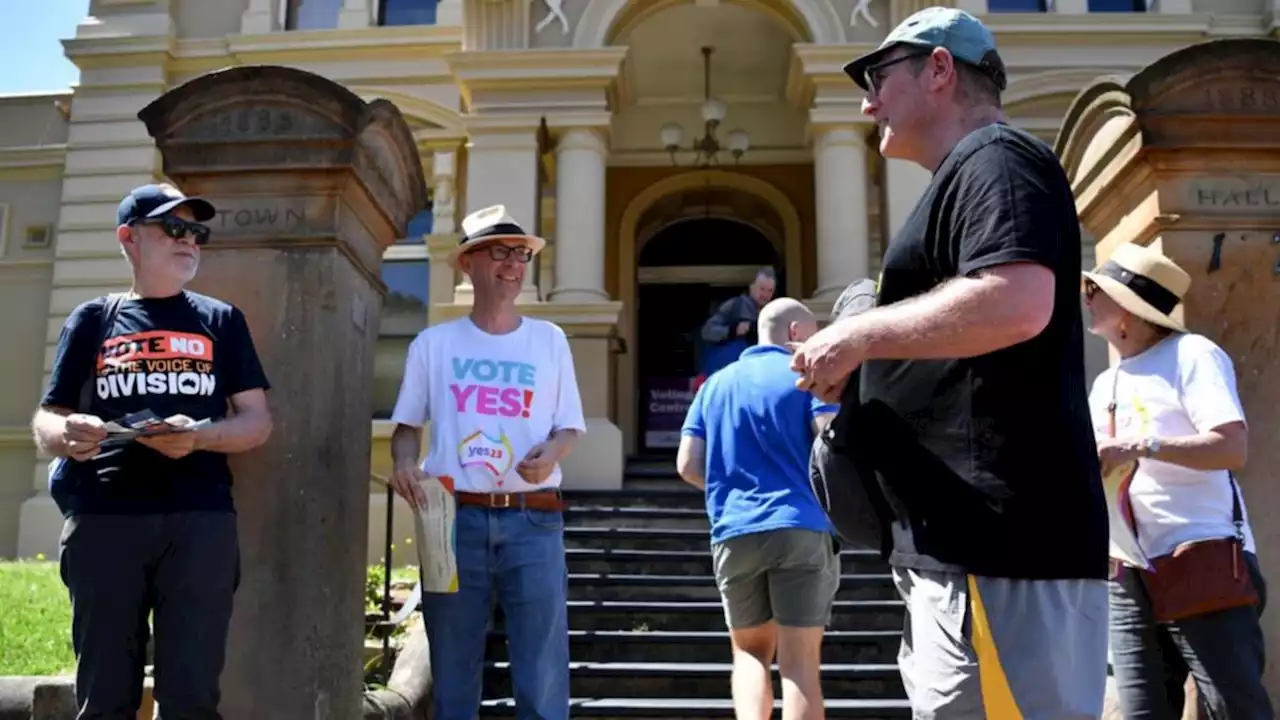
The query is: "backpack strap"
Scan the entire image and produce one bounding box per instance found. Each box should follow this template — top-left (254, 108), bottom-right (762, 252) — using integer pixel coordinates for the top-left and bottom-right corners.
top-left (76, 293), bottom-right (125, 413)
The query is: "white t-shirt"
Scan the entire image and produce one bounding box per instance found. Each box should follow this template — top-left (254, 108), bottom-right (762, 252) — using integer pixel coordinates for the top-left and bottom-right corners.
top-left (391, 316), bottom-right (586, 493)
top-left (1087, 333), bottom-right (1256, 560)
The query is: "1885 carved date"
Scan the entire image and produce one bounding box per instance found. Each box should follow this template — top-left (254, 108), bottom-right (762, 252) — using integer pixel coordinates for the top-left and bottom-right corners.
top-left (199, 108), bottom-right (297, 140)
top-left (1201, 85), bottom-right (1280, 112)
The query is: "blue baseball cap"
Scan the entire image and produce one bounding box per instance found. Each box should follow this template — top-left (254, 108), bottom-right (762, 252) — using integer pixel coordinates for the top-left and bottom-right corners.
top-left (843, 7), bottom-right (1006, 93)
top-left (116, 184), bottom-right (216, 227)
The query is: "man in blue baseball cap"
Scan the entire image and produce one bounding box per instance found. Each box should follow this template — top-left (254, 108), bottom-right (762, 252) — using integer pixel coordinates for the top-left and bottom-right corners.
top-left (791, 6), bottom-right (1110, 718)
top-left (31, 182), bottom-right (273, 718)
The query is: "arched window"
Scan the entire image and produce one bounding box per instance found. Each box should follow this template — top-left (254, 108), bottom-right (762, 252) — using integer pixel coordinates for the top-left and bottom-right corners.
top-left (379, 0), bottom-right (438, 25)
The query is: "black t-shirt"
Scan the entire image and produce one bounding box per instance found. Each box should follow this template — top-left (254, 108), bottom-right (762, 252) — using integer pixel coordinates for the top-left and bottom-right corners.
top-left (854, 123), bottom-right (1108, 581)
top-left (41, 291), bottom-right (270, 516)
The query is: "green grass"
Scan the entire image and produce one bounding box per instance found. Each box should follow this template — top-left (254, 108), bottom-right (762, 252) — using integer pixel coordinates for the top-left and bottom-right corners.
top-left (0, 560), bottom-right (76, 676)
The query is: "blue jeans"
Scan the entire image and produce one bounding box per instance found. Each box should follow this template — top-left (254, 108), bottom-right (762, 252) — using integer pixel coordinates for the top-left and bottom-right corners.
top-left (1109, 551), bottom-right (1273, 720)
top-left (421, 504), bottom-right (569, 720)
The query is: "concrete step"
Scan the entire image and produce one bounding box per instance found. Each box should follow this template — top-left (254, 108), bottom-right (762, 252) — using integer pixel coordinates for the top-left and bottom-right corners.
top-left (565, 572), bottom-right (898, 602)
top-left (565, 506), bottom-right (710, 530)
top-left (563, 548), bottom-right (891, 576)
top-left (483, 661), bottom-right (904, 700)
top-left (564, 489), bottom-right (705, 511)
top-left (564, 526), bottom-right (712, 552)
top-left (479, 696), bottom-right (912, 718)
top-left (484, 629), bottom-right (903, 665)
top-left (551, 600), bottom-right (906, 633)
top-left (621, 477), bottom-right (693, 492)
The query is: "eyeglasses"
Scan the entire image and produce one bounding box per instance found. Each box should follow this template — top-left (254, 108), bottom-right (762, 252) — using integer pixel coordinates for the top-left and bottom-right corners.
top-left (468, 244), bottom-right (533, 263)
top-left (864, 51), bottom-right (931, 95)
top-left (132, 215), bottom-right (211, 246)
top-left (1084, 280), bottom-right (1100, 301)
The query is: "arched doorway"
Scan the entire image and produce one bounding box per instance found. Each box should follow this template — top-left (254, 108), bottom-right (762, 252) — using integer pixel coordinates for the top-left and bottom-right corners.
top-left (635, 216), bottom-right (780, 453)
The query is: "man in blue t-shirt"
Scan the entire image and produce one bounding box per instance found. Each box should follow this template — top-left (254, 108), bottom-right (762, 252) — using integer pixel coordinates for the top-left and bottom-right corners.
top-left (676, 297), bottom-right (838, 720)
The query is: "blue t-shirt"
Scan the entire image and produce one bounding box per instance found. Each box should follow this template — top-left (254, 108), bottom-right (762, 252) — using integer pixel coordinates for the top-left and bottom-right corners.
top-left (681, 344), bottom-right (838, 544)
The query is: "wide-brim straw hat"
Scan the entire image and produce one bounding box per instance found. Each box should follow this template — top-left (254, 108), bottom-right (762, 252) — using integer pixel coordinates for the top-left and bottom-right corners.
top-left (446, 204), bottom-right (546, 272)
top-left (1082, 242), bottom-right (1191, 333)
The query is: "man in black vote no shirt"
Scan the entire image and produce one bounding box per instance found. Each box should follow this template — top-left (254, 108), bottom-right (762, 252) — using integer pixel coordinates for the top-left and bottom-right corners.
top-left (31, 183), bottom-right (273, 719)
top-left (792, 8), bottom-right (1110, 719)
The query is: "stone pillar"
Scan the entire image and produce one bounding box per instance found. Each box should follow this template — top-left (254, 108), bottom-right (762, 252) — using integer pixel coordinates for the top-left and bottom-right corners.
top-left (1055, 38), bottom-right (1280, 706)
top-left (1156, 0), bottom-right (1193, 13)
top-left (812, 124), bottom-right (871, 300)
top-left (137, 66), bottom-right (428, 720)
top-left (883, 158), bottom-right (932, 240)
top-left (549, 128), bottom-right (608, 303)
top-left (241, 0), bottom-right (276, 33)
top-left (432, 149), bottom-right (458, 235)
top-left (459, 125), bottom-right (541, 303)
top-left (337, 0), bottom-right (372, 28)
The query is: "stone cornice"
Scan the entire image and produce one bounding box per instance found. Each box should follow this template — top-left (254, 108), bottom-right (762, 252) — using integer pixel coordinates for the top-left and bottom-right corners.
top-left (0, 145), bottom-right (67, 169)
top-left (785, 44), bottom-right (876, 111)
top-left (447, 48), bottom-right (628, 114)
top-left (430, 300), bottom-right (623, 327)
top-left (0, 427), bottom-right (34, 449)
top-left (786, 15), bottom-right (1274, 112)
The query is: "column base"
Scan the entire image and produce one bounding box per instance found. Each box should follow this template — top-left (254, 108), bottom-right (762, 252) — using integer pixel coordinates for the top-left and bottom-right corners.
top-left (435, 0), bottom-right (463, 25)
top-left (337, 7), bottom-right (371, 28)
top-left (560, 418), bottom-right (623, 491)
top-left (16, 492), bottom-right (63, 560)
top-left (239, 8), bottom-right (274, 34)
top-left (547, 287), bottom-right (611, 303)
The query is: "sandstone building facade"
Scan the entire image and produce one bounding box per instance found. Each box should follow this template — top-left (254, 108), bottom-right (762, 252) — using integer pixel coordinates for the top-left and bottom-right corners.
top-left (0, 0), bottom-right (1268, 569)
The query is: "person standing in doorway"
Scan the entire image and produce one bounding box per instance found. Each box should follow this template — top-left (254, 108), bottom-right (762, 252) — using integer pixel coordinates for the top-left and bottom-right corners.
top-left (32, 183), bottom-right (274, 719)
top-left (792, 8), bottom-right (1109, 717)
top-left (696, 267), bottom-right (777, 388)
top-left (387, 205), bottom-right (586, 720)
top-left (677, 297), bottom-right (839, 720)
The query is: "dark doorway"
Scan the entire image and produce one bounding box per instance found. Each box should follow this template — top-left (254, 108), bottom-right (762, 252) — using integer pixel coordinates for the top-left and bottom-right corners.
top-left (635, 217), bottom-right (780, 453)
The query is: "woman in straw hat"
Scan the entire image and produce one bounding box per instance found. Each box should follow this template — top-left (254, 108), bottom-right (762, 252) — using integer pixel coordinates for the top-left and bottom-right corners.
top-left (1083, 242), bottom-right (1271, 719)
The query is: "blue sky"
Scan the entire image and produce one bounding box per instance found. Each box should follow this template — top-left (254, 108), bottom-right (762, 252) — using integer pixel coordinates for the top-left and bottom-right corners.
top-left (1, 0), bottom-right (87, 94)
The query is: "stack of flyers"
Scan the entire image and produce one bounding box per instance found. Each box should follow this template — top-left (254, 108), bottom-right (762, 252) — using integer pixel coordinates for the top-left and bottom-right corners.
top-left (100, 409), bottom-right (211, 448)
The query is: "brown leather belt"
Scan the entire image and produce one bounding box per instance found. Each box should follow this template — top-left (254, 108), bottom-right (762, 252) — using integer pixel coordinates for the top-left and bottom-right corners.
top-left (455, 489), bottom-right (566, 512)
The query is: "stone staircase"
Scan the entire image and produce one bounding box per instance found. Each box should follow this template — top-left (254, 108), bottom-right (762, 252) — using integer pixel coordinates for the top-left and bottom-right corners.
top-left (479, 456), bottom-right (912, 718)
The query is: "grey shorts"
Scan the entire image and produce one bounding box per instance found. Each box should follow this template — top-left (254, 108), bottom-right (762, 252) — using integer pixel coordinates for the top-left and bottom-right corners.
top-left (711, 528), bottom-right (840, 629)
top-left (894, 567), bottom-right (1110, 720)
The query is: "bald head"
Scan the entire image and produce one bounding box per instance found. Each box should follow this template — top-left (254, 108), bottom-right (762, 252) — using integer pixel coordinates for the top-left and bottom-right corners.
top-left (758, 298), bottom-right (818, 346)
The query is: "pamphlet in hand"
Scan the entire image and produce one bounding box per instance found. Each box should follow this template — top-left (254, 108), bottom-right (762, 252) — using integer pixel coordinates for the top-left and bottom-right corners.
top-left (1102, 461), bottom-right (1153, 572)
top-left (100, 409), bottom-right (211, 448)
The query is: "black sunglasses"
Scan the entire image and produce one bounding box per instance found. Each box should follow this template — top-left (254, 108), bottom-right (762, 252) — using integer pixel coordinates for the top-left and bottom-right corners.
top-left (864, 51), bottom-right (932, 95)
top-left (467, 244), bottom-right (533, 263)
top-left (132, 215), bottom-right (211, 246)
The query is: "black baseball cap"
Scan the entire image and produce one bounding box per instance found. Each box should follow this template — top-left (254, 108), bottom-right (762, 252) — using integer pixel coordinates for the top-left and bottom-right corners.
top-left (117, 184), bottom-right (216, 226)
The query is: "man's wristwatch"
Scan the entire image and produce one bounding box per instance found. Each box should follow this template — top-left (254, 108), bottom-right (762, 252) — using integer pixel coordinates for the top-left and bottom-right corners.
top-left (1141, 436), bottom-right (1162, 458)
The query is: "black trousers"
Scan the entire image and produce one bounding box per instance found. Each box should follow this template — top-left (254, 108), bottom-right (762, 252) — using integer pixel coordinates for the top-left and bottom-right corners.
top-left (58, 512), bottom-right (239, 720)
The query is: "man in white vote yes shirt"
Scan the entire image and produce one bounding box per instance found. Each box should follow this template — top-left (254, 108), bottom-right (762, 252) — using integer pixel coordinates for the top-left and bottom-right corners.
top-left (389, 205), bottom-right (585, 720)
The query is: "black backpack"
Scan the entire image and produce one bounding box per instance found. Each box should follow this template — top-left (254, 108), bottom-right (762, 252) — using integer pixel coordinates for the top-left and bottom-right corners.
top-left (808, 371), bottom-right (893, 559)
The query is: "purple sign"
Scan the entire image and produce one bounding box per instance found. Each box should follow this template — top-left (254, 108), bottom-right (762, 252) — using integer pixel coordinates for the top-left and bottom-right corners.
top-left (643, 376), bottom-right (698, 449)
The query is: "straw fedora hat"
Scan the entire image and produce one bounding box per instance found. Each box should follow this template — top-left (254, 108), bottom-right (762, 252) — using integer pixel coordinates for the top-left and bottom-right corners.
top-left (1082, 242), bottom-right (1191, 333)
top-left (446, 205), bottom-right (546, 272)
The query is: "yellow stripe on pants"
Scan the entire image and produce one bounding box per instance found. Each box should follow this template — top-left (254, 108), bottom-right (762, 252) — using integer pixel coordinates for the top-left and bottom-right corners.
top-left (967, 575), bottom-right (1024, 720)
